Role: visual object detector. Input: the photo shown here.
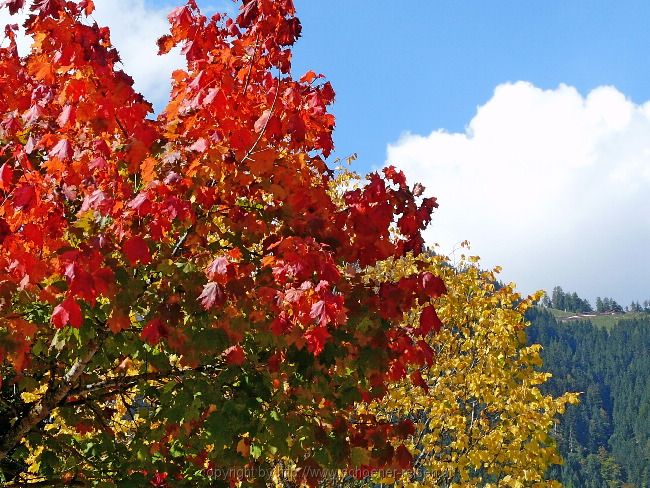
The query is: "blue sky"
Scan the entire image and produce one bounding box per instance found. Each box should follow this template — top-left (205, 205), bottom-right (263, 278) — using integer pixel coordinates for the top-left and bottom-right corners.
top-left (290, 1), bottom-right (650, 172)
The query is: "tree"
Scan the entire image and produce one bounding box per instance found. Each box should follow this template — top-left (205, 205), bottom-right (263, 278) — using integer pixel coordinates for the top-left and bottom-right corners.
top-left (0, 1), bottom-right (446, 485)
top-left (551, 286), bottom-right (564, 310)
top-left (610, 300), bottom-right (623, 314)
top-left (340, 252), bottom-right (578, 487)
top-left (548, 287), bottom-right (592, 314)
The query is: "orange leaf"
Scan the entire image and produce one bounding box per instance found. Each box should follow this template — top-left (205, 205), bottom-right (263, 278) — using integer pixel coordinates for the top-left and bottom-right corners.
top-left (249, 148), bottom-right (276, 176)
top-left (108, 312), bottom-right (130, 334)
top-left (140, 157), bottom-right (157, 185)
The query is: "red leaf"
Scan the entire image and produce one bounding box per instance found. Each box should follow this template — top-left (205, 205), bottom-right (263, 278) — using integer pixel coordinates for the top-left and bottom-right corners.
top-left (205, 256), bottom-right (229, 281)
top-left (198, 282), bottom-right (224, 310)
top-left (56, 105), bottom-right (75, 127)
top-left (127, 192), bottom-right (151, 216)
top-left (80, 0), bottom-right (94, 15)
top-left (277, 17), bottom-right (301, 46)
top-left (310, 287), bottom-right (346, 327)
top-left (66, 263), bottom-right (96, 302)
top-left (0, 163), bottom-right (13, 190)
top-left (383, 165), bottom-right (406, 187)
top-left (49, 138), bottom-right (73, 161)
top-left (223, 345), bottom-right (246, 365)
top-left (80, 189), bottom-right (111, 214)
top-left (52, 296), bottom-right (83, 329)
top-left (89, 156), bottom-right (107, 170)
top-left (167, 6), bottom-right (192, 26)
top-left (417, 339), bottom-right (435, 366)
top-left (123, 236), bottom-right (151, 265)
top-left (1, 0), bottom-right (25, 15)
top-left (0, 218), bottom-right (11, 244)
top-left (66, 298), bottom-right (83, 329)
top-left (189, 138), bottom-right (208, 152)
top-left (31, 0), bottom-right (65, 17)
top-left (254, 110), bottom-right (271, 133)
top-left (141, 318), bottom-right (168, 345)
top-left (304, 325), bottom-right (330, 356)
top-left (13, 184), bottom-right (35, 209)
top-left (287, 113), bottom-right (306, 142)
top-left (270, 312), bottom-right (291, 336)
top-left (420, 272), bottom-right (446, 298)
top-left (395, 445), bottom-right (413, 470)
top-left (93, 268), bottom-right (115, 298)
top-left (410, 370), bottom-right (429, 393)
top-left (418, 305), bottom-right (442, 335)
top-left (309, 300), bottom-right (327, 326)
top-left (388, 360), bottom-right (407, 382)
top-left (150, 472), bottom-right (169, 487)
top-left (73, 421), bottom-right (94, 435)
top-left (202, 87), bottom-right (226, 111)
top-left (395, 419), bottom-right (416, 437)
top-left (108, 312), bottom-right (130, 334)
top-left (236, 0), bottom-right (258, 28)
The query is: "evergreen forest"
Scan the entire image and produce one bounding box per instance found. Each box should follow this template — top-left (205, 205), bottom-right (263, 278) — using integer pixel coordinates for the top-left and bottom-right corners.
top-left (528, 307), bottom-right (650, 487)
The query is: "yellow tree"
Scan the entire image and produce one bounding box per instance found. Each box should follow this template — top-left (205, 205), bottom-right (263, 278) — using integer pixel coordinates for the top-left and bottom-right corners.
top-left (352, 250), bottom-right (579, 488)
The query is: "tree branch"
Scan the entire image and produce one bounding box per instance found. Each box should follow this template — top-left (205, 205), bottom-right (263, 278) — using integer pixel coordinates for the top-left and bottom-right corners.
top-left (0, 334), bottom-right (105, 462)
top-left (171, 227), bottom-right (192, 257)
top-left (68, 362), bottom-right (226, 399)
top-left (241, 74), bottom-right (281, 163)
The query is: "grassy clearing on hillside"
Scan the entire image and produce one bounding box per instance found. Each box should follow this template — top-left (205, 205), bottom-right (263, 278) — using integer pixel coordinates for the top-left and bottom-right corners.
top-left (544, 307), bottom-right (650, 329)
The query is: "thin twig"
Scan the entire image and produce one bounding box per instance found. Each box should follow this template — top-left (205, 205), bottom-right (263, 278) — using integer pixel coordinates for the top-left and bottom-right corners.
top-left (171, 227), bottom-right (192, 257)
top-left (241, 74), bottom-right (281, 163)
top-left (241, 35), bottom-right (260, 97)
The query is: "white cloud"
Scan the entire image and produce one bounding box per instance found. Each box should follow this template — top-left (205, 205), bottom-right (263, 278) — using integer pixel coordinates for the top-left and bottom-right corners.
top-left (0, 6), bottom-right (30, 53)
top-left (91, 0), bottom-right (184, 110)
top-left (388, 82), bottom-right (650, 304)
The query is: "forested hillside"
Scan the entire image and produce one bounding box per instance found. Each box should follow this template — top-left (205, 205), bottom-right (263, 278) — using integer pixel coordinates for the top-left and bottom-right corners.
top-left (527, 308), bottom-right (650, 487)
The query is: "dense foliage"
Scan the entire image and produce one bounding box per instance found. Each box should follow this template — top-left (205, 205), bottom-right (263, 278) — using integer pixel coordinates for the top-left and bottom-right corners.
top-left (358, 255), bottom-right (578, 488)
top-left (0, 1), bottom-right (445, 485)
top-left (528, 309), bottom-right (650, 487)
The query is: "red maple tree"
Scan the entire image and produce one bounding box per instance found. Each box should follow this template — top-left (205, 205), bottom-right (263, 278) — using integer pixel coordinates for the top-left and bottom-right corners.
top-left (0, 1), bottom-right (444, 485)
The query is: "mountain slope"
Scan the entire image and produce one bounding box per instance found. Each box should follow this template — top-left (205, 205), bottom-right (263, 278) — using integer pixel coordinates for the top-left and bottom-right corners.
top-left (527, 308), bottom-right (650, 487)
